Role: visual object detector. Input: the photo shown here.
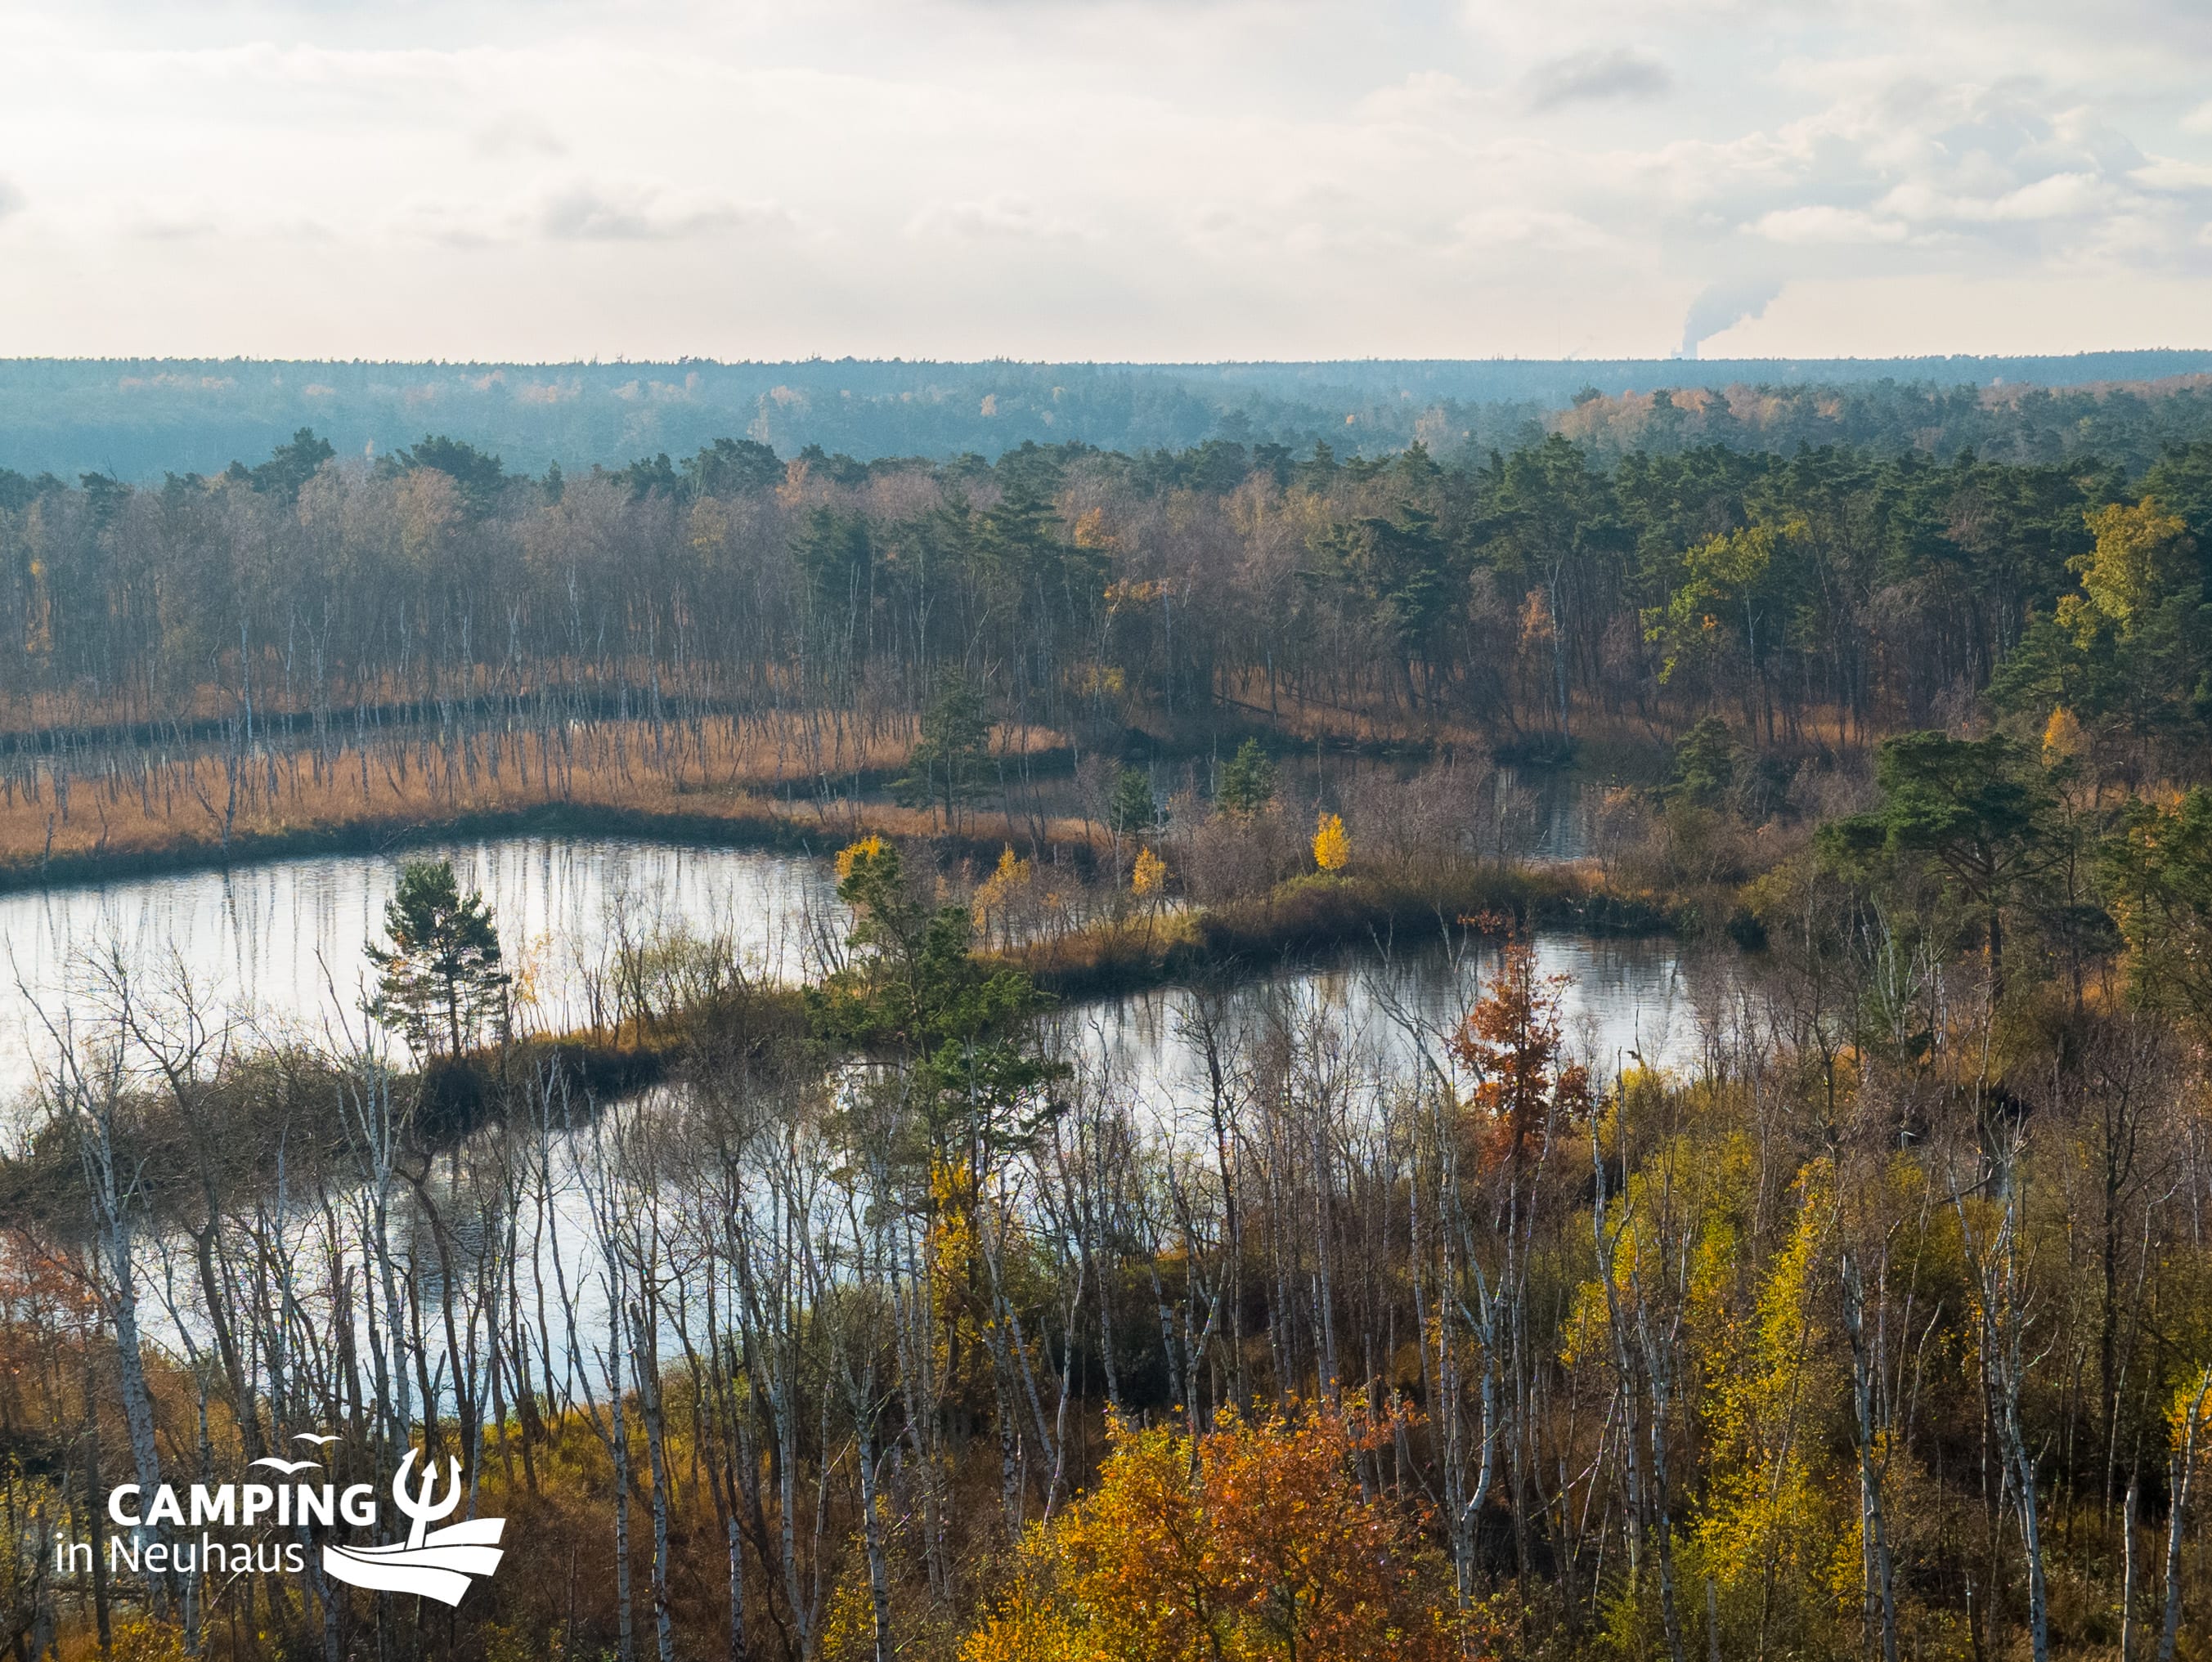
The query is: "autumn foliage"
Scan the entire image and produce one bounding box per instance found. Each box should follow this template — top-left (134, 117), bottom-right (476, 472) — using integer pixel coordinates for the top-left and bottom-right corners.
top-left (963, 1407), bottom-right (1470, 1662)
top-left (1448, 935), bottom-right (1591, 1168)
top-left (1312, 812), bottom-right (1350, 873)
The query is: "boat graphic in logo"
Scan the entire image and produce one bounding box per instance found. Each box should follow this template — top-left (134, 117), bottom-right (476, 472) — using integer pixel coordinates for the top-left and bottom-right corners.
top-left (321, 1448), bottom-right (505, 1606)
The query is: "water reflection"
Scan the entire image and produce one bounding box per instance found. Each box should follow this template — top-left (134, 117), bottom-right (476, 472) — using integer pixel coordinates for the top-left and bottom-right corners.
top-left (1054, 932), bottom-right (1730, 1124)
top-left (0, 838), bottom-right (841, 1100)
top-left (37, 835), bottom-right (1745, 1396)
top-left (1, 829), bottom-right (1722, 1127)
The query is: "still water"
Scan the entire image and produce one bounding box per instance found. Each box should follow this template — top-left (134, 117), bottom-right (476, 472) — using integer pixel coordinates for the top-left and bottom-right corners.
top-left (5, 835), bottom-right (1739, 1390)
top-left (0, 839), bottom-right (842, 1105)
top-left (0, 835), bottom-right (1724, 1111)
top-left (1052, 933), bottom-right (1725, 1128)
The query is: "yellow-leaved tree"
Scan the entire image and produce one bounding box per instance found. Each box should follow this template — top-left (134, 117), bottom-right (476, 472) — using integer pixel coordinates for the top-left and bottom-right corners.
top-left (2156, 1365), bottom-right (2212, 1660)
top-left (835, 832), bottom-right (887, 881)
top-left (1312, 813), bottom-right (1350, 873)
top-left (2040, 705), bottom-right (2084, 766)
top-left (972, 844), bottom-right (1034, 950)
top-left (1132, 846), bottom-right (1168, 939)
top-left (2064, 498), bottom-right (2196, 638)
top-left (1685, 1158), bottom-right (1852, 1656)
top-left (1132, 845), bottom-right (1167, 898)
top-left (962, 1408), bottom-right (1469, 1662)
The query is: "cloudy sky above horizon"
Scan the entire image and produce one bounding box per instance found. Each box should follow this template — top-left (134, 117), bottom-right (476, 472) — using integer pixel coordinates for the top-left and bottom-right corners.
top-left (3, 0), bottom-right (2211, 363)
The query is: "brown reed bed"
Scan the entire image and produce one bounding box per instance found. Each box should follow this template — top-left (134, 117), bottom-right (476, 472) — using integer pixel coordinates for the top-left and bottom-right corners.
top-left (0, 714), bottom-right (1077, 889)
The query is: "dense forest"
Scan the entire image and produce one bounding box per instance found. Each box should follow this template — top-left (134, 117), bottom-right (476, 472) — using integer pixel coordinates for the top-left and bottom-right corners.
top-left (9, 403), bottom-right (2212, 801)
top-left (5, 397), bottom-right (2212, 1662)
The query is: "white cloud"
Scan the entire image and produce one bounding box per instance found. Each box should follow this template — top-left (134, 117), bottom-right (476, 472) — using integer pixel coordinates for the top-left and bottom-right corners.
top-left (906, 195), bottom-right (1094, 243)
top-left (535, 182), bottom-right (786, 243)
top-left (473, 112), bottom-right (568, 159)
top-left (1522, 47), bottom-right (1672, 110)
top-left (1986, 170), bottom-right (2112, 221)
top-left (2132, 156), bottom-right (2212, 190)
top-left (1356, 70), bottom-right (1475, 123)
top-left (1753, 205), bottom-right (1911, 244)
top-left (0, 0), bottom-right (2208, 356)
top-left (395, 181), bottom-right (793, 248)
top-left (127, 209), bottom-right (222, 242)
top-left (1455, 206), bottom-right (1615, 253)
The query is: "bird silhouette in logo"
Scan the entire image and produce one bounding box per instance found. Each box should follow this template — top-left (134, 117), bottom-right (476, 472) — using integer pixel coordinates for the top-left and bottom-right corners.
top-left (321, 1447), bottom-right (505, 1606)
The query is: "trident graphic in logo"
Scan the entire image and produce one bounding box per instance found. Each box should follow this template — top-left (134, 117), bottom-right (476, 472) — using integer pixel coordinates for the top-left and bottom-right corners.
top-left (321, 1448), bottom-right (506, 1606)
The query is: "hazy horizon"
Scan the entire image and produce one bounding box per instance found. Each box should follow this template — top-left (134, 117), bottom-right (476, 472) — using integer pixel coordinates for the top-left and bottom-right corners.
top-left (12, 348), bottom-right (2212, 481)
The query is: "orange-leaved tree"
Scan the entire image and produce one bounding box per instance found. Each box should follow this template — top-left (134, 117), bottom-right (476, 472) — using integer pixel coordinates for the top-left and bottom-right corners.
top-left (1448, 934), bottom-right (1591, 1171)
top-left (962, 1406), bottom-right (1469, 1662)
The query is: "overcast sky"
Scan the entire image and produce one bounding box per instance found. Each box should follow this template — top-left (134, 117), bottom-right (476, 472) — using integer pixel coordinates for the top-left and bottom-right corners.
top-left (3, 0), bottom-right (2210, 362)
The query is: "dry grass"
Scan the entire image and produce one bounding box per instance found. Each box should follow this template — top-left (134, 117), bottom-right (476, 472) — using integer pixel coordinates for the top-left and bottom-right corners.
top-left (0, 713), bottom-right (1077, 882)
top-left (995, 912), bottom-right (1200, 997)
top-left (0, 660), bottom-right (929, 740)
top-left (1211, 674), bottom-right (1495, 748)
top-left (1211, 671), bottom-right (1873, 758)
top-left (993, 862), bottom-right (1664, 1001)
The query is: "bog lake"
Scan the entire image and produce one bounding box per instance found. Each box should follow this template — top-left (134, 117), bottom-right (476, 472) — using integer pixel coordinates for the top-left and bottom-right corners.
top-left (0, 833), bottom-right (1734, 1114)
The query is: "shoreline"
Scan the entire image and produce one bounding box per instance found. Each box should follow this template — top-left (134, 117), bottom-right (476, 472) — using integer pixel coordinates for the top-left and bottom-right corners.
top-left (0, 800), bottom-right (1697, 1149)
top-left (0, 847), bottom-right (1688, 1156)
top-left (1001, 864), bottom-right (1672, 1002)
top-left (0, 796), bottom-right (1097, 897)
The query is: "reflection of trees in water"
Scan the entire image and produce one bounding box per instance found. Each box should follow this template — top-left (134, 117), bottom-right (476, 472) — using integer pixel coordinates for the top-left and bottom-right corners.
top-left (0, 839), bottom-right (844, 1098)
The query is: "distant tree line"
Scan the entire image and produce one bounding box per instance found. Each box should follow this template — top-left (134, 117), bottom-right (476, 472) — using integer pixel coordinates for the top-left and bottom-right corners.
top-left (7, 353), bottom-right (2212, 479)
top-left (7, 413), bottom-right (2212, 796)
